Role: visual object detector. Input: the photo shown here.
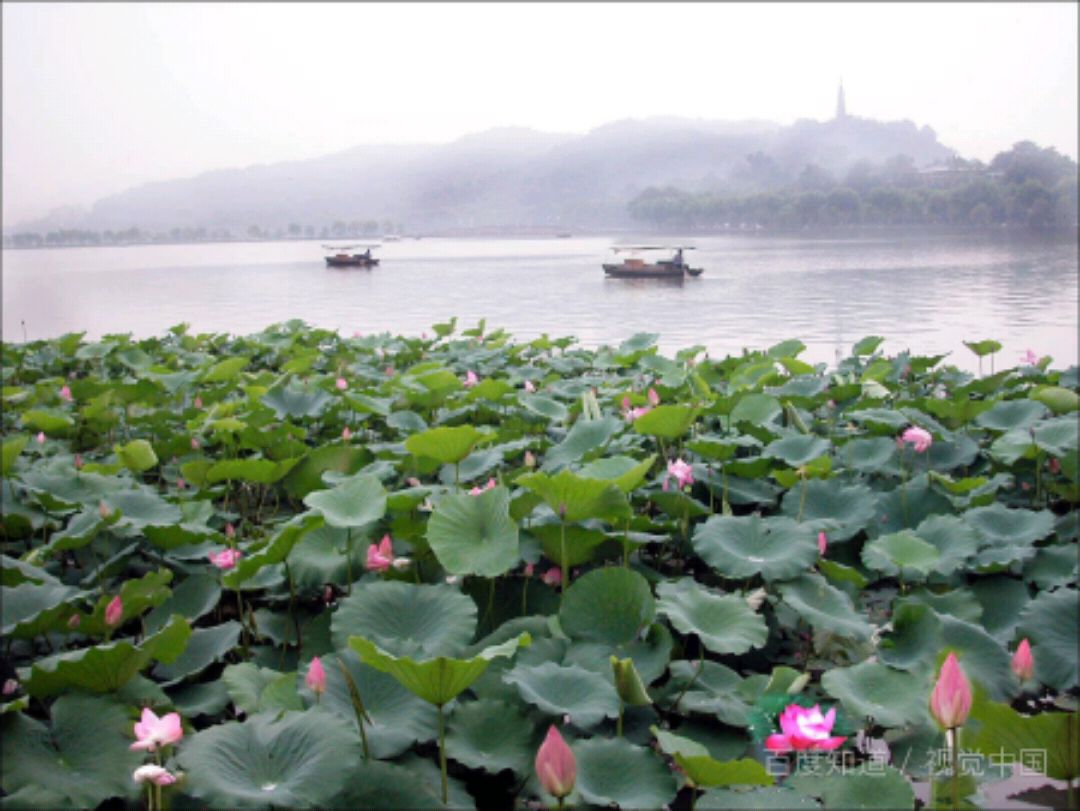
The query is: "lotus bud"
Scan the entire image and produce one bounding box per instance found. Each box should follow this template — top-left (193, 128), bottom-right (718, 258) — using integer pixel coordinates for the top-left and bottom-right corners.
top-left (193, 396), bottom-right (202, 409)
top-left (305, 656), bottom-right (327, 695)
top-left (99, 501), bottom-right (112, 519)
top-left (133, 765), bottom-right (178, 787)
top-left (59, 385), bottom-right (73, 402)
top-left (105, 595), bottom-right (123, 628)
top-left (1011, 639), bottom-right (1034, 684)
top-left (2, 678), bottom-right (18, 696)
top-left (35, 432), bottom-right (45, 445)
top-left (542, 567), bottom-right (562, 587)
top-left (535, 726), bottom-right (576, 800)
top-left (524, 450), bottom-right (536, 468)
top-left (610, 656), bottom-right (652, 707)
top-left (190, 436), bottom-right (200, 450)
top-left (342, 426), bottom-right (352, 441)
top-left (930, 653), bottom-right (972, 729)
top-left (336, 377), bottom-right (348, 391)
top-left (225, 522), bottom-right (236, 539)
top-left (745, 587), bottom-right (768, 611)
top-left (74, 453), bottom-right (83, 469)
top-left (67, 614), bottom-right (81, 629)
top-left (817, 531), bottom-right (828, 556)
top-left (524, 563), bottom-right (535, 578)
top-left (647, 387), bottom-right (660, 406)
top-left (176, 478), bottom-right (186, 490)
top-left (524, 379), bottom-right (536, 393)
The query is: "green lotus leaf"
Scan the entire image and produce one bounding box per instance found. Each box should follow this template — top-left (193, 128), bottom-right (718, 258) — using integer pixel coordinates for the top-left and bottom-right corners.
top-left (154, 620), bottom-right (242, 685)
top-left (178, 709), bottom-right (362, 808)
top-left (336, 759), bottom-right (463, 809)
top-left (542, 416), bottom-right (624, 470)
top-left (206, 457), bottom-right (298, 484)
top-left (964, 504), bottom-right (1055, 567)
top-left (518, 468), bottom-right (631, 523)
top-left (821, 660), bottom-right (931, 728)
top-left (282, 444), bottom-right (370, 499)
top-left (840, 436), bottom-right (897, 474)
top-left (969, 576), bottom-right (1031, 640)
top-left (562, 622), bottom-right (674, 688)
top-left (779, 479), bottom-right (876, 542)
top-left (202, 356), bottom-right (249, 382)
top-left (574, 737), bottom-right (677, 807)
top-left (519, 393), bottom-right (569, 422)
top-left (1017, 587), bottom-right (1078, 691)
top-left (1023, 544), bottom-right (1079, 590)
top-left (975, 399), bottom-right (1049, 431)
top-left (21, 408), bottom-right (74, 433)
top-left (862, 531), bottom-right (941, 579)
top-left (260, 379), bottom-right (333, 419)
top-left (778, 574), bottom-right (873, 642)
top-left (688, 434), bottom-right (763, 461)
top-left (302, 473), bottom-right (387, 528)
top-left (656, 578), bottom-right (767, 655)
top-left (75, 568), bottom-right (173, 636)
top-left (698, 787), bottom-right (820, 809)
top-left (222, 662), bottom-right (283, 714)
top-left (349, 632), bottom-right (530, 706)
top-left (1033, 415), bottom-right (1079, 456)
top-left (316, 651), bottom-right (436, 758)
top-left (0, 554), bottom-right (57, 587)
top-left (145, 573), bottom-right (221, 634)
top-left (633, 405), bottom-right (698, 439)
top-left (1, 581), bottom-right (88, 638)
top-left (113, 438), bottom-right (158, 472)
top-left (1031, 386), bottom-right (1080, 414)
top-left (789, 764), bottom-right (915, 810)
top-left (579, 454), bottom-right (657, 492)
top-left (674, 755), bottom-right (773, 789)
top-left (912, 514), bottom-right (979, 575)
top-left (105, 489), bottom-right (182, 527)
top-left (223, 513), bottom-right (324, 588)
top-left (2, 435), bottom-right (29, 476)
top-left (989, 428), bottom-right (1038, 465)
top-left (332, 581), bottom-right (477, 658)
top-left (692, 515), bottom-right (818, 581)
top-left (503, 661), bottom-right (619, 726)
top-left (868, 477), bottom-right (953, 537)
top-left (282, 525), bottom-right (367, 591)
top-left (446, 698), bottom-right (537, 775)
top-left (43, 506), bottom-right (109, 553)
top-left (661, 660), bottom-right (752, 726)
top-left (762, 434), bottom-right (831, 467)
top-left (730, 394), bottom-right (782, 427)
top-left (427, 485), bottom-right (519, 577)
top-left (20, 614), bottom-right (191, 697)
top-left (559, 567), bottom-right (655, 646)
top-left (530, 522), bottom-right (609, 567)
top-left (964, 697), bottom-right (1080, 781)
top-left (404, 425), bottom-right (491, 465)
top-left (0, 693), bottom-right (142, 807)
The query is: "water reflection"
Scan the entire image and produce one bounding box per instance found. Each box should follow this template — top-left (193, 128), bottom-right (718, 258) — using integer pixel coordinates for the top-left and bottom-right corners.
top-left (2, 234), bottom-right (1076, 372)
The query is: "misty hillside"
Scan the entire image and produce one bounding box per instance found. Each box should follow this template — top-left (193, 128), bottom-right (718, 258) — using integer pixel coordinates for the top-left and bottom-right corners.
top-left (26, 115), bottom-right (954, 233)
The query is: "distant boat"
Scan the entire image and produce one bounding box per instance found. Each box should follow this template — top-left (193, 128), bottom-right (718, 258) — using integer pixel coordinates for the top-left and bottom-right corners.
top-left (602, 246), bottom-right (703, 279)
top-left (556, 232), bottom-right (573, 239)
top-left (382, 234), bottom-right (402, 242)
top-left (323, 244), bottom-right (380, 267)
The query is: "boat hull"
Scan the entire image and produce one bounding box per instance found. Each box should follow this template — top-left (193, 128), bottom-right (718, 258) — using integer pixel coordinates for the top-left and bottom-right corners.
top-left (325, 257), bottom-right (379, 268)
top-left (603, 263), bottom-right (702, 279)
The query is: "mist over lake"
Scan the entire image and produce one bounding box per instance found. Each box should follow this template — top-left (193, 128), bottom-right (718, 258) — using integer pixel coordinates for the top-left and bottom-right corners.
top-left (4, 233), bottom-right (1076, 371)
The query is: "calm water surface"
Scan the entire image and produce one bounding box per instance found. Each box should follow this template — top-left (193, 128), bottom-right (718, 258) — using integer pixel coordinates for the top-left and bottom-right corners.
top-left (3, 235), bottom-right (1077, 371)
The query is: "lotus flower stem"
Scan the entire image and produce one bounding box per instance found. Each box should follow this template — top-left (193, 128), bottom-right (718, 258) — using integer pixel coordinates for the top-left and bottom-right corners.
top-left (949, 727), bottom-right (959, 811)
top-left (438, 703), bottom-right (449, 804)
top-left (335, 657), bottom-right (371, 760)
top-left (284, 561), bottom-right (302, 650)
top-left (797, 474), bottom-right (808, 522)
top-left (560, 520), bottom-right (568, 594)
top-left (345, 528), bottom-right (353, 595)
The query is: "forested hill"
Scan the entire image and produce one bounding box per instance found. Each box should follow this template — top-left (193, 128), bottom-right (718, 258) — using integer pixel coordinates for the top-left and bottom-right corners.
top-left (17, 114), bottom-right (958, 235)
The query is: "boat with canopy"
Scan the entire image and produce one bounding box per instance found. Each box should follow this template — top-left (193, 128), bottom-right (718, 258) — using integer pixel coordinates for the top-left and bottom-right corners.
top-left (323, 244), bottom-right (381, 268)
top-left (602, 246), bottom-right (703, 279)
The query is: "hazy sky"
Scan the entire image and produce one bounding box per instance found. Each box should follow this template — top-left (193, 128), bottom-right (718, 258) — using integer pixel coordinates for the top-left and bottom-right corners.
top-left (3, 2), bottom-right (1077, 226)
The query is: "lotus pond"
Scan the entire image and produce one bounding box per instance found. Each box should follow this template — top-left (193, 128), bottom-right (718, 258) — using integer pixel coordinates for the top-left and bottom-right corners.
top-left (1, 320), bottom-right (1077, 810)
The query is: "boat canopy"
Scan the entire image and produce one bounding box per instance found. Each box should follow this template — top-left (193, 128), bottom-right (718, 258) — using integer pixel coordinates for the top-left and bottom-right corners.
top-left (322, 244), bottom-right (381, 251)
top-left (611, 245), bottom-right (696, 252)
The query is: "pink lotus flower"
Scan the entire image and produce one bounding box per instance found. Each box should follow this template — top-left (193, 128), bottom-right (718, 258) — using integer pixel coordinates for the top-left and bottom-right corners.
top-left (193, 396), bottom-right (203, 409)
top-left (105, 596), bottom-right (123, 628)
top-left (625, 406), bottom-right (651, 422)
top-left (336, 377), bottom-right (348, 391)
top-left (900, 426), bottom-right (933, 453)
top-left (130, 708), bottom-right (184, 752)
top-left (463, 370), bottom-right (479, 388)
top-left (817, 532), bottom-right (828, 556)
top-left (524, 380), bottom-right (536, 393)
top-left (209, 548), bottom-right (242, 570)
top-left (2, 678), bottom-right (18, 696)
top-left (190, 437), bottom-right (200, 450)
top-left (305, 656), bottom-right (327, 695)
top-left (665, 459), bottom-right (695, 491)
top-left (59, 385), bottom-right (73, 402)
top-left (524, 450), bottom-right (536, 468)
top-left (542, 567), bottom-right (562, 587)
top-left (74, 454), bottom-right (83, 469)
top-left (225, 522), bottom-right (236, 539)
top-left (176, 478), bottom-right (186, 490)
top-left (524, 563), bottom-right (535, 577)
top-left (647, 387), bottom-right (660, 406)
top-left (1012, 639), bottom-right (1034, 683)
top-left (35, 432), bottom-right (45, 445)
top-left (930, 653), bottom-right (973, 729)
top-left (366, 535), bottom-right (394, 572)
top-left (342, 426), bottom-right (353, 441)
top-left (133, 764), bottom-right (178, 786)
top-left (1021, 349), bottom-right (1039, 366)
top-left (535, 726), bottom-right (576, 799)
top-left (468, 478), bottom-right (497, 496)
top-left (764, 704), bottom-right (846, 752)
top-left (385, 366), bottom-right (394, 377)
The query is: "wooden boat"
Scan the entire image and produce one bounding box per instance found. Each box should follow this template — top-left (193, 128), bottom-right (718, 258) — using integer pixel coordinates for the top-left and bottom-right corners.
top-left (323, 244), bottom-right (380, 268)
top-left (603, 246), bottom-right (703, 279)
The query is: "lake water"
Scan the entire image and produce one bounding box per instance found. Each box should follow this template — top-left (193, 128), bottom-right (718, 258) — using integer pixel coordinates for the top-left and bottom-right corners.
top-left (3, 234), bottom-right (1077, 371)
